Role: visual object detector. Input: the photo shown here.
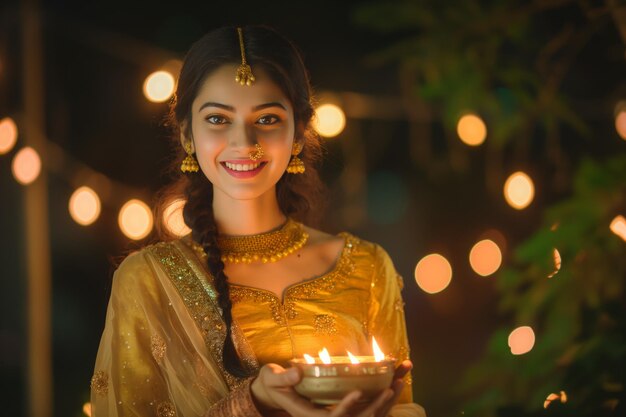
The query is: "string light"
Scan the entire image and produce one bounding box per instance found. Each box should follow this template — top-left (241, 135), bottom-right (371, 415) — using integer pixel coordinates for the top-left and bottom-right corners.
top-left (162, 198), bottom-right (191, 237)
top-left (118, 199), bottom-right (153, 240)
top-left (504, 171), bottom-right (535, 210)
top-left (143, 70), bottom-right (175, 103)
top-left (12, 146), bottom-right (41, 185)
top-left (456, 113), bottom-right (487, 146)
top-left (313, 104), bottom-right (346, 137)
top-left (0, 117), bottom-right (18, 154)
top-left (69, 186), bottom-right (101, 226)
top-left (610, 215), bottom-right (626, 241)
top-left (469, 239), bottom-right (502, 277)
top-left (508, 326), bottom-right (535, 355)
top-left (414, 253), bottom-right (453, 294)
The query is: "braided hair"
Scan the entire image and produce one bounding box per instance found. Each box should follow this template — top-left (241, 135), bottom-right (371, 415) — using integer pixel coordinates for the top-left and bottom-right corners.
top-left (154, 25), bottom-right (325, 378)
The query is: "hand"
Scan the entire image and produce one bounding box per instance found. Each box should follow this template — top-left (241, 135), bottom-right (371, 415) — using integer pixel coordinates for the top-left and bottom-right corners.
top-left (250, 363), bottom-right (363, 417)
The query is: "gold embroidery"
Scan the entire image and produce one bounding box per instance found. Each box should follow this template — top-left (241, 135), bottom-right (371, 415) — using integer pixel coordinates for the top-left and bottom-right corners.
top-left (314, 314), bottom-right (337, 334)
top-left (156, 401), bottom-right (177, 417)
top-left (230, 286), bottom-right (287, 325)
top-left (147, 242), bottom-right (245, 391)
top-left (90, 371), bottom-right (108, 396)
top-left (394, 298), bottom-right (405, 312)
top-left (151, 334), bottom-right (166, 363)
top-left (396, 273), bottom-right (404, 290)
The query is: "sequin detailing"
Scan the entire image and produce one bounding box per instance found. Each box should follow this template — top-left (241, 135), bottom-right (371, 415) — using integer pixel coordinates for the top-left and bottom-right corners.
top-left (90, 370), bottom-right (108, 396)
top-left (148, 242), bottom-right (245, 391)
top-left (230, 287), bottom-right (287, 325)
top-left (314, 314), bottom-right (337, 334)
top-left (157, 401), bottom-right (177, 417)
top-left (394, 298), bottom-right (405, 311)
top-left (151, 334), bottom-right (166, 363)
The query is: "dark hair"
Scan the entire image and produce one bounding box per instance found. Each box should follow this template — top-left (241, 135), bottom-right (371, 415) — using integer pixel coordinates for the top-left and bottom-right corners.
top-left (153, 25), bottom-right (325, 378)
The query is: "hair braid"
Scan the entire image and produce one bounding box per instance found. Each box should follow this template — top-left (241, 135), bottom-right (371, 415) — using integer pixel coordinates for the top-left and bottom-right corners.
top-left (182, 174), bottom-right (252, 378)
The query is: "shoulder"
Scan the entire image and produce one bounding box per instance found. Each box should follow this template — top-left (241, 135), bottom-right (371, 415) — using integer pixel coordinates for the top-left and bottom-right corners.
top-left (111, 240), bottom-right (177, 293)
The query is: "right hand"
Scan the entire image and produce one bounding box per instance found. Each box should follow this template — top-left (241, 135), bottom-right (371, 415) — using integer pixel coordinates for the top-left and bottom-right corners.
top-left (251, 363), bottom-right (391, 417)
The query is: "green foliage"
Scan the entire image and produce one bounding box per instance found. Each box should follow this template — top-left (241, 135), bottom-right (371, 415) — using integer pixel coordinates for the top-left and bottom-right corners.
top-left (458, 155), bottom-right (626, 416)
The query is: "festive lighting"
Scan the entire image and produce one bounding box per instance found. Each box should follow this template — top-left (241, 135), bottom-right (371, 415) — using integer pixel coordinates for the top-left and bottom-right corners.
top-left (163, 198), bottom-right (191, 237)
top-left (543, 391), bottom-right (567, 409)
top-left (0, 117), bottom-right (18, 154)
top-left (614, 101), bottom-right (626, 140)
top-left (610, 215), bottom-right (626, 242)
top-left (372, 337), bottom-right (385, 361)
top-left (12, 146), bottom-right (41, 185)
top-left (313, 104), bottom-right (346, 137)
top-left (83, 402), bottom-right (92, 417)
top-left (508, 326), bottom-right (535, 355)
top-left (143, 70), bottom-right (175, 103)
top-left (414, 253), bottom-right (452, 294)
top-left (303, 353), bottom-right (316, 364)
top-left (469, 239), bottom-right (502, 276)
top-left (456, 113), bottom-right (487, 146)
top-left (504, 171), bottom-right (535, 210)
top-left (69, 186), bottom-right (101, 226)
top-left (118, 199), bottom-right (153, 240)
top-left (318, 348), bottom-right (332, 364)
top-left (547, 248), bottom-right (562, 278)
top-left (346, 351), bottom-right (360, 364)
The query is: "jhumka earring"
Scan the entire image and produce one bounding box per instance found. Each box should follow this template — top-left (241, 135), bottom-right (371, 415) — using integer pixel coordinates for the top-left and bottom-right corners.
top-left (249, 143), bottom-right (264, 161)
top-left (235, 27), bottom-right (255, 86)
top-left (286, 142), bottom-right (305, 174)
top-left (181, 141), bottom-right (199, 173)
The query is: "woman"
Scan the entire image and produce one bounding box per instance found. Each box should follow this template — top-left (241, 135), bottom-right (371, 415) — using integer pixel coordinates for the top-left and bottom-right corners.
top-left (90, 26), bottom-right (426, 417)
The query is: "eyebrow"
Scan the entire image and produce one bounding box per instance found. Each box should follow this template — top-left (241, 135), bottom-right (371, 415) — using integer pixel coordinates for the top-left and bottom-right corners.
top-left (198, 101), bottom-right (287, 112)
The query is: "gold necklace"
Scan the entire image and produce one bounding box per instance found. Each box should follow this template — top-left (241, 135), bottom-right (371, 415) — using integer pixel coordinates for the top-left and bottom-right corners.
top-left (217, 218), bottom-right (309, 264)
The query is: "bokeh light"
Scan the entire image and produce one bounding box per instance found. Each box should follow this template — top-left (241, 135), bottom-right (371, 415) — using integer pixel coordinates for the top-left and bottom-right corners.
top-left (414, 253), bottom-right (453, 294)
top-left (163, 198), bottom-right (191, 237)
top-left (504, 171), bottom-right (535, 209)
top-left (12, 146), bottom-right (41, 185)
top-left (508, 326), bottom-right (535, 355)
top-left (614, 101), bottom-right (626, 140)
top-left (313, 104), bottom-right (346, 137)
top-left (143, 70), bottom-right (175, 103)
top-left (118, 199), bottom-right (153, 240)
top-left (83, 402), bottom-right (92, 417)
top-left (0, 117), bottom-right (18, 154)
top-left (456, 113), bottom-right (487, 146)
top-left (547, 248), bottom-right (562, 278)
top-left (69, 186), bottom-right (101, 226)
top-left (469, 239), bottom-right (502, 276)
top-left (543, 391), bottom-right (567, 409)
top-left (610, 215), bottom-right (626, 241)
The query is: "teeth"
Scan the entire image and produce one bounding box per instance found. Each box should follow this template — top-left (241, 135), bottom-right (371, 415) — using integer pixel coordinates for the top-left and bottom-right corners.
top-left (224, 162), bottom-right (261, 171)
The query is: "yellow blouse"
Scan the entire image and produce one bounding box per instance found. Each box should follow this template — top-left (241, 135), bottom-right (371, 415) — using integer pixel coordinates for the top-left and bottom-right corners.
top-left (90, 232), bottom-right (426, 417)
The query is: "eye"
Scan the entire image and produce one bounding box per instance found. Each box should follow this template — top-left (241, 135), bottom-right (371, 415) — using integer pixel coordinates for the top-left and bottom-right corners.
top-left (257, 115), bottom-right (280, 125)
top-left (205, 115), bottom-right (229, 125)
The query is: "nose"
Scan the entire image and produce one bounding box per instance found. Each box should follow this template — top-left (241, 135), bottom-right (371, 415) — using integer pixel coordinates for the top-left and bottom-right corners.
top-left (229, 123), bottom-right (257, 152)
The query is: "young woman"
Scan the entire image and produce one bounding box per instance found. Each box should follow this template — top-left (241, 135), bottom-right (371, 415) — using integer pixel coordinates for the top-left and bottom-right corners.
top-left (90, 26), bottom-right (426, 417)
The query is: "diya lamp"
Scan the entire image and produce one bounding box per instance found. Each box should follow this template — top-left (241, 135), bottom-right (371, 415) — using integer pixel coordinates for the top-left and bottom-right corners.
top-left (288, 337), bottom-right (396, 405)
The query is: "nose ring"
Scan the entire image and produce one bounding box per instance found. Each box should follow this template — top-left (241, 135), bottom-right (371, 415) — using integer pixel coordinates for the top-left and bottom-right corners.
top-left (249, 143), bottom-right (264, 161)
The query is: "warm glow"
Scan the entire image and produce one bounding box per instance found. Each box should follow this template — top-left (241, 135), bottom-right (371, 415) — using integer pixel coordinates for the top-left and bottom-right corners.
top-left (303, 353), bottom-right (315, 364)
top-left (457, 113), bottom-right (487, 146)
top-left (547, 248), bottom-right (562, 278)
top-left (372, 337), bottom-right (385, 362)
top-left (318, 348), bottom-right (331, 364)
top-left (414, 253), bottom-right (453, 294)
top-left (143, 70), bottom-right (175, 103)
top-left (118, 199), bottom-right (153, 240)
top-left (313, 104), bottom-right (346, 138)
top-left (615, 111), bottom-right (626, 140)
top-left (12, 146), bottom-right (41, 185)
top-left (0, 117), bottom-right (18, 154)
top-left (83, 402), bottom-right (92, 417)
top-left (346, 351), bottom-right (360, 364)
top-left (543, 391), bottom-right (567, 409)
top-left (508, 326), bottom-right (536, 355)
top-left (610, 215), bottom-right (626, 241)
top-left (504, 171), bottom-right (535, 209)
top-left (69, 186), bottom-right (101, 226)
top-left (163, 198), bottom-right (191, 237)
top-left (469, 239), bottom-right (502, 276)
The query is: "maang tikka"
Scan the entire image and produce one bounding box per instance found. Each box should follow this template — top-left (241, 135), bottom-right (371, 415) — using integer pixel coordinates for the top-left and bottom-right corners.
top-left (286, 142), bottom-right (305, 174)
top-left (235, 27), bottom-right (255, 86)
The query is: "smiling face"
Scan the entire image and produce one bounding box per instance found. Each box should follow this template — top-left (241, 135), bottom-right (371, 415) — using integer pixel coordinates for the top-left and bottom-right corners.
top-left (182, 64), bottom-right (296, 201)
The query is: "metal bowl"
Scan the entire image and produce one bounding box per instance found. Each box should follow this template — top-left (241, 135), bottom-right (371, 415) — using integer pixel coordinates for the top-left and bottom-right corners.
top-left (288, 356), bottom-right (396, 405)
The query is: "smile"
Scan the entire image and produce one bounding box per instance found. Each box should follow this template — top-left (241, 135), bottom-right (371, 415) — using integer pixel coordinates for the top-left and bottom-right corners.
top-left (220, 161), bottom-right (268, 178)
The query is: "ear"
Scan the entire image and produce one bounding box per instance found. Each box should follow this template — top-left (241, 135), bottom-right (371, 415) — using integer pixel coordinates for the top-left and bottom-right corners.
top-left (179, 121), bottom-right (195, 153)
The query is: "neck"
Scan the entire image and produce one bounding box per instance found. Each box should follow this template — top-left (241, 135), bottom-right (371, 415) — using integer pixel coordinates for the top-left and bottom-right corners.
top-left (212, 186), bottom-right (286, 236)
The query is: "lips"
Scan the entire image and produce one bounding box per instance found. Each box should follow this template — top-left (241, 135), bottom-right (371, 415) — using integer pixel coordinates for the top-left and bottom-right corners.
top-left (220, 161), bottom-right (268, 178)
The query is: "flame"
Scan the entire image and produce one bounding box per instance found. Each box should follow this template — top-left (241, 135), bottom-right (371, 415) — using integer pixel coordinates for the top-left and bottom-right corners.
top-left (303, 354), bottom-right (315, 364)
top-left (319, 348), bottom-right (332, 364)
top-left (346, 351), bottom-right (360, 364)
top-left (372, 337), bottom-right (385, 361)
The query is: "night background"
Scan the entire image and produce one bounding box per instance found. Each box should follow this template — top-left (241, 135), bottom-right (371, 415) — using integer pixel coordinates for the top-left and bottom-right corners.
top-left (1, 0), bottom-right (625, 416)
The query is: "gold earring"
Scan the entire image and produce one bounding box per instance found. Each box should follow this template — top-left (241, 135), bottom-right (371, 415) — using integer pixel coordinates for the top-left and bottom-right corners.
top-left (249, 143), bottom-right (264, 161)
top-left (286, 142), bottom-right (305, 174)
top-left (181, 141), bottom-right (199, 173)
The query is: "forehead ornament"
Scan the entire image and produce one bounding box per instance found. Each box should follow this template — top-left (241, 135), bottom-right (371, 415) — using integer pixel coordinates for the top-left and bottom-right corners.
top-left (235, 28), bottom-right (255, 86)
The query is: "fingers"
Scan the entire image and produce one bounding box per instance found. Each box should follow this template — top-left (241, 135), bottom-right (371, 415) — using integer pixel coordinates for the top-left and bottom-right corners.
top-left (262, 365), bottom-right (302, 388)
top-left (376, 379), bottom-right (405, 417)
top-left (393, 360), bottom-right (413, 380)
top-left (329, 390), bottom-right (362, 417)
